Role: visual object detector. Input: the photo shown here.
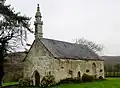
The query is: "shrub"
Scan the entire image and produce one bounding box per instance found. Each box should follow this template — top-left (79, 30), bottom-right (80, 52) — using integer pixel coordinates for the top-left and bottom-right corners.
top-left (12, 72), bottom-right (23, 81)
top-left (58, 78), bottom-right (74, 84)
top-left (18, 77), bottom-right (33, 87)
top-left (57, 77), bottom-right (81, 84)
top-left (99, 76), bottom-right (104, 80)
top-left (41, 75), bottom-right (56, 88)
top-left (74, 77), bottom-right (82, 83)
top-left (82, 74), bottom-right (94, 82)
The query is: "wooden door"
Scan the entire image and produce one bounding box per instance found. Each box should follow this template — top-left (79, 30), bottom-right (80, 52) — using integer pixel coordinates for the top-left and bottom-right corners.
top-left (35, 71), bottom-right (40, 86)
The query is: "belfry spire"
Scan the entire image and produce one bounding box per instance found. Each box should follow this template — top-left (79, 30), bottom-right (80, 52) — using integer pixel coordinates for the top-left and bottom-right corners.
top-left (34, 4), bottom-right (43, 40)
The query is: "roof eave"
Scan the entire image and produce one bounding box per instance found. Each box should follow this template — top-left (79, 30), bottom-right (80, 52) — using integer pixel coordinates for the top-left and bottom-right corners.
top-left (54, 57), bottom-right (104, 61)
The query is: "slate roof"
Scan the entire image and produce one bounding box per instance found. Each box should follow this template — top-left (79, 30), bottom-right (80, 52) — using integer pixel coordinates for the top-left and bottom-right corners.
top-left (40, 38), bottom-right (101, 60)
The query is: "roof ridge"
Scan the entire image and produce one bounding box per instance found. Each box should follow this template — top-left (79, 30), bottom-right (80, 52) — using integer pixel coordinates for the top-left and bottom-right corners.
top-left (41, 38), bottom-right (84, 46)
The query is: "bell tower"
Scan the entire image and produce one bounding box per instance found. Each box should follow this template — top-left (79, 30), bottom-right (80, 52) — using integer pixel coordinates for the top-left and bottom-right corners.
top-left (34, 4), bottom-right (43, 40)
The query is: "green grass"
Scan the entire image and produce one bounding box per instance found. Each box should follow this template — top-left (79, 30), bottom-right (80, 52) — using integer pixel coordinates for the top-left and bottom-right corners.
top-left (2, 82), bottom-right (18, 87)
top-left (1, 78), bottom-right (120, 88)
top-left (51, 78), bottom-right (120, 88)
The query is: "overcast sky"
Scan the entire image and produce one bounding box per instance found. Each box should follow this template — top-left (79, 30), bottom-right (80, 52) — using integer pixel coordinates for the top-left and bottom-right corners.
top-left (6, 0), bottom-right (120, 56)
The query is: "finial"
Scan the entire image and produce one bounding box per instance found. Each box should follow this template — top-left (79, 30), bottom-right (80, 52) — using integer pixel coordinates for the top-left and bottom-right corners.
top-left (37, 4), bottom-right (40, 12)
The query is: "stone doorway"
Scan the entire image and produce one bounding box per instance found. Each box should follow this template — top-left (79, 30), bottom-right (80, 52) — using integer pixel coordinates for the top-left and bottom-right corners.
top-left (35, 71), bottom-right (40, 86)
top-left (77, 71), bottom-right (81, 78)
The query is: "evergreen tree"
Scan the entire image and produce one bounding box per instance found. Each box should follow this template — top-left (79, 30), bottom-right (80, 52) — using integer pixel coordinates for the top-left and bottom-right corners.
top-left (0, 0), bottom-right (32, 85)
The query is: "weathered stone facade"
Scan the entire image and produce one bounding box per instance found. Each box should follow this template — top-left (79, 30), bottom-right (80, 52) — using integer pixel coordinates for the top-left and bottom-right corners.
top-left (23, 40), bottom-right (104, 85)
top-left (23, 4), bottom-right (104, 85)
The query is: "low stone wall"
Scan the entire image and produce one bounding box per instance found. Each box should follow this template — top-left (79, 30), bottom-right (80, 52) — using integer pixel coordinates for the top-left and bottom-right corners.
top-left (3, 52), bottom-right (26, 82)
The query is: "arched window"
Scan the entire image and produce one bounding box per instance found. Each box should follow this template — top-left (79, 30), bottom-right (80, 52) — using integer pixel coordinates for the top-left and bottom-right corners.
top-left (93, 63), bottom-right (96, 66)
top-left (86, 69), bottom-right (90, 73)
top-left (100, 69), bottom-right (103, 72)
top-left (92, 63), bottom-right (96, 78)
top-left (69, 70), bottom-right (73, 77)
top-left (48, 71), bottom-right (51, 75)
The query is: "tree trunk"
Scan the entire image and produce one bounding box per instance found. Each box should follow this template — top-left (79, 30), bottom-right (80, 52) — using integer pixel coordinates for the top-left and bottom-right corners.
top-left (0, 52), bottom-right (4, 86)
top-left (0, 63), bottom-right (4, 86)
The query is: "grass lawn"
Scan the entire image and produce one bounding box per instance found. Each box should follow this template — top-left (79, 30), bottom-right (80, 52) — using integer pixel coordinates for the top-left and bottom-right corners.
top-left (52, 78), bottom-right (120, 88)
top-left (2, 82), bottom-right (18, 87)
top-left (1, 78), bottom-right (120, 88)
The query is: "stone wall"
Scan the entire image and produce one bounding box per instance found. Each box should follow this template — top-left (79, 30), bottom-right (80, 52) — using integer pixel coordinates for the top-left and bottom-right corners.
top-left (3, 52), bottom-right (27, 82)
top-left (52, 59), bottom-right (104, 82)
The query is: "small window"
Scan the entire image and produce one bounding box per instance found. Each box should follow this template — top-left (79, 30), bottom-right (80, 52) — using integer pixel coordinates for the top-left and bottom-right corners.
top-left (100, 69), bottom-right (103, 72)
top-left (69, 70), bottom-right (73, 77)
top-left (93, 63), bottom-right (96, 66)
top-left (86, 69), bottom-right (90, 73)
top-left (61, 66), bottom-right (64, 69)
top-left (48, 71), bottom-right (51, 75)
top-left (69, 70), bottom-right (73, 75)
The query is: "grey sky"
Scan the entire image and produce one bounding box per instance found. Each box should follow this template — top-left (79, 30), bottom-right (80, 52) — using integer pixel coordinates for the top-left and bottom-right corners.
top-left (6, 0), bottom-right (120, 56)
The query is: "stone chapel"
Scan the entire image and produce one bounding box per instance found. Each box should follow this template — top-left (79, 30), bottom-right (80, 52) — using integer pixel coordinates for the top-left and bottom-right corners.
top-left (23, 4), bottom-right (104, 86)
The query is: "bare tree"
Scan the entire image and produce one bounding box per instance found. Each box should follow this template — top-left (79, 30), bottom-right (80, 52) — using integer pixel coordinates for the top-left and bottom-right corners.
top-left (0, 0), bottom-right (33, 85)
top-left (74, 38), bottom-right (103, 53)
